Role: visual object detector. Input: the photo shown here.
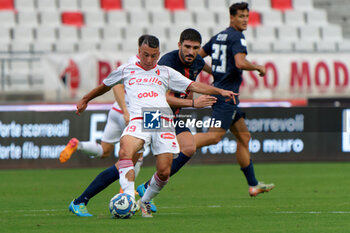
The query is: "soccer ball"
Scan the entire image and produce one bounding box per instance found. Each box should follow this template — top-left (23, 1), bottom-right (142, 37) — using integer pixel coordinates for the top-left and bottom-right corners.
top-left (109, 193), bottom-right (138, 219)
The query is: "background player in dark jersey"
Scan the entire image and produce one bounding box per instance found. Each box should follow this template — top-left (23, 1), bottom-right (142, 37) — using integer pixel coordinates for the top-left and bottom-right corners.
top-left (194, 2), bottom-right (275, 197)
top-left (136, 28), bottom-right (218, 208)
top-left (160, 28), bottom-right (216, 174)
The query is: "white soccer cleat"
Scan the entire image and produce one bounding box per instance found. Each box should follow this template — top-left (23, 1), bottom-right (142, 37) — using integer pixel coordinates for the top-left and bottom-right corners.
top-left (249, 182), bottom-right (275, 197)
top-left (137, 199), bottom-right (153, 218)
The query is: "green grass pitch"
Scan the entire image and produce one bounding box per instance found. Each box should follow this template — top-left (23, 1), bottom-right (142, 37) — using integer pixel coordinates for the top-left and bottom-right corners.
top-left (1, 162), bottom-right (350, 233)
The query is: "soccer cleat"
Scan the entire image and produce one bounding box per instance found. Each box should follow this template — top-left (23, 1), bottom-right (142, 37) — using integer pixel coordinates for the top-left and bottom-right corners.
top-left (137, 199), bottom-right (152, 218)
top-left (68, 200), bottom-right (93, 217)
top-left (136, 183), bottom-right (157, 212)
top-left (249, 182), bottom-right (275, 197)
top-left (59, 138), bottom-right (79, 163)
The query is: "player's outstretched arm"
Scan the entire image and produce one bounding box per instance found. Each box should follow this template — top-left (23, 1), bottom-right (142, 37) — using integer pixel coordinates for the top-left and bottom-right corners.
top-left (234, 53), bottom-right (266, 77)
top-left (188, 82), bottom-right (238, 104)
top-left (113, 84), bottom-right (130, 125)
top-left (199, 49), bottom-right (213, 74)
top-left (166, 91), bottom-right (217, 108)
top-left (202, 63), bottom-right (212, 75)
top-left (76, 83), bottom-right (111, 115)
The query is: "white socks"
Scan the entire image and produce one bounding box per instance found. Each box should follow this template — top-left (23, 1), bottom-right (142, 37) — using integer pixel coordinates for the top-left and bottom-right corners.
top-left (118, 159), bottom-right (135, 198)
top-left (78, 141), bottom-right (103, 158)
top-left (134, 157), bottom-right (143, 178)
top-left (141, 173), bottom-right (168, 202)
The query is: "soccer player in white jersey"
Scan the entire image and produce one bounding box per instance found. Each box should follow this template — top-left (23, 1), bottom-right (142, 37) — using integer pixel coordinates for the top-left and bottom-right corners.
top-left (74, 35), bottom-right (236, 217)
top-left (61, 36), bottom-right (150, 217)
top-left (60, 35), bottom-right (147, 164)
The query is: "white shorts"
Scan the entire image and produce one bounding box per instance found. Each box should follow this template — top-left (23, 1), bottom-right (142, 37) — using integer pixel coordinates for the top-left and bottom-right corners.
top-left (102, 108), bottom-right (149, 153)
top-left (101, 108), bottom-right (126, 144)
top-left (121, 119), bottom-right (180, 156)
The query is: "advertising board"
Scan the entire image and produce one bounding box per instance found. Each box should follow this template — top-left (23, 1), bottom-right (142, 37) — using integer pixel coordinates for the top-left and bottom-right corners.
top-left (0, 104), bottom-right (349, 169)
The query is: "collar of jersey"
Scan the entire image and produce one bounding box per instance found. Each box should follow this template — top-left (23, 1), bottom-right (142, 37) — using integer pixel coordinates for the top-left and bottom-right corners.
top-left (135, 62), bottom-right (157, 71)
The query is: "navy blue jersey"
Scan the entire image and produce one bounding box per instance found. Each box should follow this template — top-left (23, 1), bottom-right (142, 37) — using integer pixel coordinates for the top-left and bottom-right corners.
top-left (203, 27), bottom-right (247, 94)
top-left (158, 49), bottom-right (205, 99)
top-left (158, 49), bottom-right (205, 114)
top-left (158, 50), bottom-right (205, 85)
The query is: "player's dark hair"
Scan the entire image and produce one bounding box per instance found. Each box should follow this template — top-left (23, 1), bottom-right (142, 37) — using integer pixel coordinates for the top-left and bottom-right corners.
top-left (138, 34), bottom-right (149, 47)
top-left (179, 28), bottom-right (202, 44)
top-left (141, 35), bottom-right (159, 48)
top-left (229, 2), bottom-right (249, 16)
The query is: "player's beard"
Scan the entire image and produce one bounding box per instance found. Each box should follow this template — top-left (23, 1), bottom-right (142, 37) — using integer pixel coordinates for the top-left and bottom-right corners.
top-left (180, 50), bottom-right (194, 66)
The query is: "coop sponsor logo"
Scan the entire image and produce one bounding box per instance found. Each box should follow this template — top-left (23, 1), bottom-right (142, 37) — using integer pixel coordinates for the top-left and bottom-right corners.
top-left (137, 91), bottom-right (159, 99)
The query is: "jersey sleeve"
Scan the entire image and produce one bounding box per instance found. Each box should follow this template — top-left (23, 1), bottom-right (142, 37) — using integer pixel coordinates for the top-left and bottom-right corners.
top-left (103, 65), bottom-right (125, 87)
top-left (167, 67), bottom-right (193, 93)
top-left (202, 38), bottom-right (213, 56)
top-left (231, 33), bottom-right (248, 55)
top-left (197, 55), bottom-right (205, 71)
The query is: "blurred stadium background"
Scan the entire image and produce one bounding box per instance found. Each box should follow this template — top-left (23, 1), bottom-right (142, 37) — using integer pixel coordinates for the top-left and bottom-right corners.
top-left (2, 2), bottom-right (350, 231)
top-left (1, 0), bottom-right (350, 168)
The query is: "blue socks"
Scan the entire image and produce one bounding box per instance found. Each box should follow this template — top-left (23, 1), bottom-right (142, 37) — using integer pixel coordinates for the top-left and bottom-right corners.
top-left (240, 160), bottom-right (258, 186)
top-left (144, 152), bottom-right (191, 189)
top-left (74, 165), bottom-right (119, 205)
top-left (170, 152), bottom-right (191, 176)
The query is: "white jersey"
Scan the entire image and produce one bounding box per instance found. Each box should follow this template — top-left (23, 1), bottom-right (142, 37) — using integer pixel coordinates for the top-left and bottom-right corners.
top-left (111, 55), bottom-right (139, 111)
top-left (103, 62), bottom-right (193, 120)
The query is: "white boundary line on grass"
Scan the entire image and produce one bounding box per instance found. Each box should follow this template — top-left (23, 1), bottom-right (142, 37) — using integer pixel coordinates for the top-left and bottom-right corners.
top-left (3, 208), bottom-right (350, 215)
top-left (1, 209), bottom-right (65, 213)
top-left (0, 205), bottom-right (246, 214)
top-left (275, 211), bottom-right (350, 214)
top-left (159, 205), bottom-right (247, 209)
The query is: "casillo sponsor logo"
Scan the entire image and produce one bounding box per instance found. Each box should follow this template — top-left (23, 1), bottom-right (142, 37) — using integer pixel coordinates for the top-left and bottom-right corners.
top-left (160, 133), bottom-right (175, 139)
top-left (128, 77), bottom-right (162, 86)
top-left (137, 91), bottom-right (159, 98)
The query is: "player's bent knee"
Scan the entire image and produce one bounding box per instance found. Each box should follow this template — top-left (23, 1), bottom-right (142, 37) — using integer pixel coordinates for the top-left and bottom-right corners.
top-left (157, 168), bottom-right (171, 180)
top-left (181, 144), bottom-right (196, 157)
top-left (209, 133), bottom-right (225, 145)
top-left (157, 172), bottom-right (170, 181)
top-left (237, 132), bottom-right (251, 146)
top-left (118, 148), bottom-right (132, 160)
